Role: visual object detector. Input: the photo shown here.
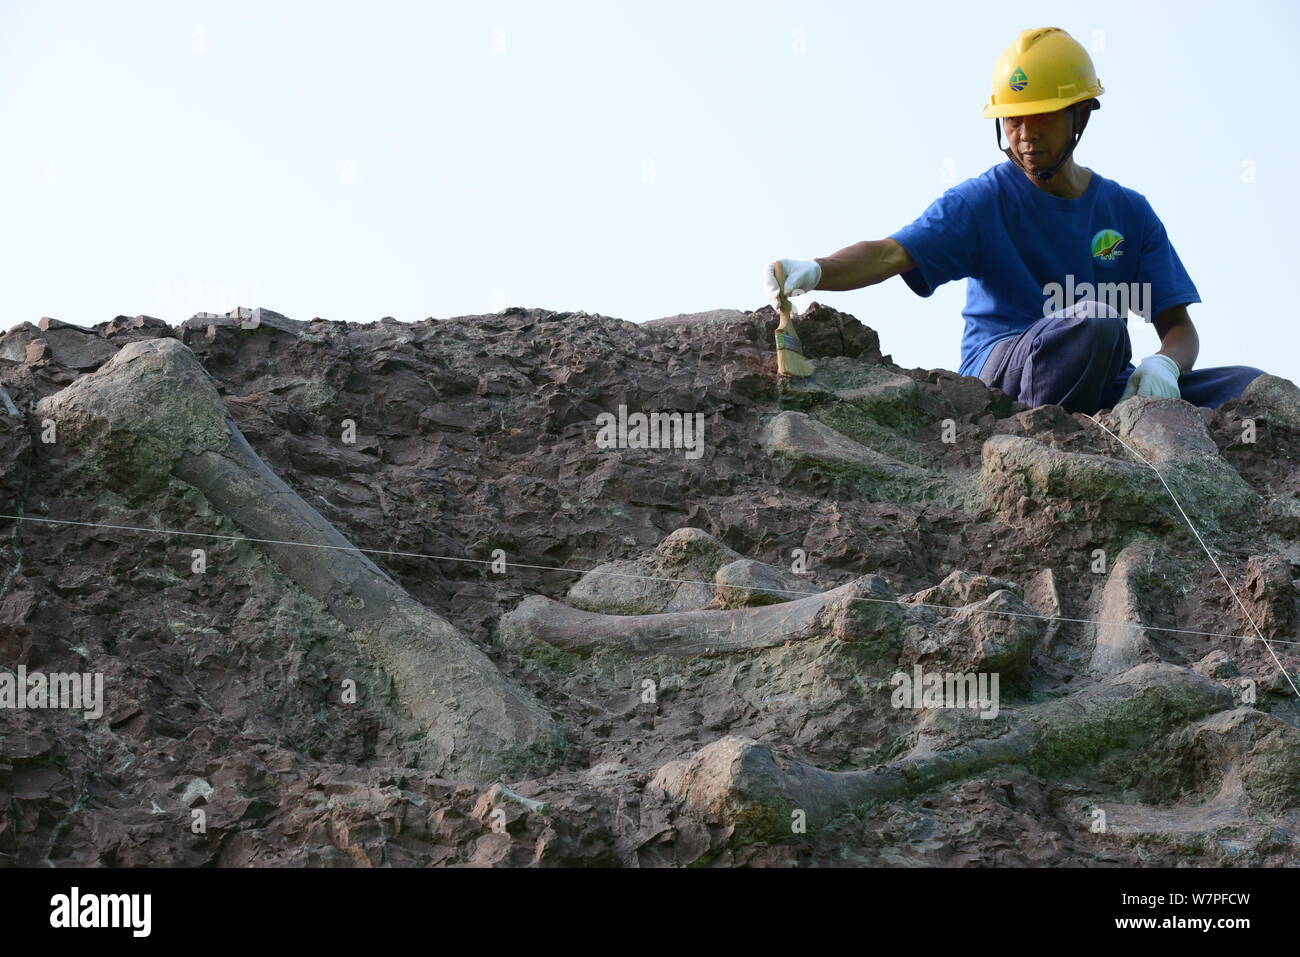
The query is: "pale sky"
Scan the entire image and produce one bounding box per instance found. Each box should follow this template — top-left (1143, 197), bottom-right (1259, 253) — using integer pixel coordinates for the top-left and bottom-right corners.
top-left (3, 0), bottom-right (1296, 382)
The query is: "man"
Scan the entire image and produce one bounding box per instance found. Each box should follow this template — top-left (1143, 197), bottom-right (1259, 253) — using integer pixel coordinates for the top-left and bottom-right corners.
top-left (764, 26), bottom-right (1263, 414)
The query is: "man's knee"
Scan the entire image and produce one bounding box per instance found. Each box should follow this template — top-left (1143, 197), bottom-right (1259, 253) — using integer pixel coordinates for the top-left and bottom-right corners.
top-left (1046, 301), bottom-right (1128, 350)
top-left (1057, 298), bottom-right (1123, 321)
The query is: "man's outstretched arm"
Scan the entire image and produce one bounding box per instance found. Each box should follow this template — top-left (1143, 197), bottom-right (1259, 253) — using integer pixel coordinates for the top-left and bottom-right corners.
top-left (765, 240), bottom-right (916, 307)
top-left (815, 239), bottom-right (916, 290)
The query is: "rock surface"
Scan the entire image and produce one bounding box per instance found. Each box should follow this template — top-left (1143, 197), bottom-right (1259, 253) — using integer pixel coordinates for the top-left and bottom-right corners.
top-left (1, 301), bottom-right (1298, 867)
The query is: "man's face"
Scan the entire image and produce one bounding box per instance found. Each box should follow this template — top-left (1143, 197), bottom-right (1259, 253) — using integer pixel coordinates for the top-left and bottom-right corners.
top-left (1002, 106), bottom-right (1078, 174)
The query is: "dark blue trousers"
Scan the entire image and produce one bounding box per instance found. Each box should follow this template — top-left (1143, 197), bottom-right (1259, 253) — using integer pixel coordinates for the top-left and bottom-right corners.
top-left (976, 303), bottom-right (1264, 414)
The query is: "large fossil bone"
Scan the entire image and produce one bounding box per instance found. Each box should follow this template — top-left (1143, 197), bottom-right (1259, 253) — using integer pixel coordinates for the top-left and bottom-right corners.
top-left (36, 337), bottom-right (562, 780)
top-left (981, 397), bottom-right (1258, 525)
top-left (980, 434), bottom-right (1166, 516)
top-left (1087, 541), bottom-right (1161, 675)
top-left (1112, 396), bottom-right (1257, 513)
top-left (499, 574), bottom-right (905, 660)
top-left (652, 662), bottom-right (1230, 836)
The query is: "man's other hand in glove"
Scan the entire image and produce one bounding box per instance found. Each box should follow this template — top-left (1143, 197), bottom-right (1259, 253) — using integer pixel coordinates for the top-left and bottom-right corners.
top-left (1121, 353), bottom-right (1182, 400)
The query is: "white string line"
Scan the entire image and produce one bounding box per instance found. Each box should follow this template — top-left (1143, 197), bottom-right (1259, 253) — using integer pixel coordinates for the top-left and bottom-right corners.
top-left (2, 511), bottom-right (1295, 648)
top-left (1084, 414), bottom-right (1300, 698)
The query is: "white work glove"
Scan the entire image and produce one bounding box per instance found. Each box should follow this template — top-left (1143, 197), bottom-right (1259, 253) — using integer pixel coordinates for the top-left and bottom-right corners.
top-left (763, 258), bottom-right (822, 311)
top-left (1120, 354), bottom-right (1181, 401)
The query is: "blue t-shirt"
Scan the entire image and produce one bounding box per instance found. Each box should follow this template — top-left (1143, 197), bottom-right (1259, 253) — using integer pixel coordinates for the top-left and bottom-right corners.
top-left (888, 162), bottom-right (1201, 378)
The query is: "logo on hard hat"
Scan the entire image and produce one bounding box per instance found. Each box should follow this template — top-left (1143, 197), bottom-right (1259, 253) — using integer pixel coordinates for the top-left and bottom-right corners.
top-left (1009, 67), bottom-right (1028, 92)
top-left (1091, 229), bottom-right (1125, 264)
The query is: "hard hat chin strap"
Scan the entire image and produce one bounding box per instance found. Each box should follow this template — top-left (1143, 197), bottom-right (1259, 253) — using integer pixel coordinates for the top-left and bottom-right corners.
top-left (995, 100), bottom-right (1098, 181)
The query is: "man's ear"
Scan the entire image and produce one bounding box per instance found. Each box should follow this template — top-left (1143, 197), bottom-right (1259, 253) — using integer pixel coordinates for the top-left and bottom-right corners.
top-left (1073, 99), bottom-right (1100, 134)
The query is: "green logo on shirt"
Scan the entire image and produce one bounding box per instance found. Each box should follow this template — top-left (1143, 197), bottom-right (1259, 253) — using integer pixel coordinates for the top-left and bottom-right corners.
top-left (1091, 228), bottom-right (1125, 263)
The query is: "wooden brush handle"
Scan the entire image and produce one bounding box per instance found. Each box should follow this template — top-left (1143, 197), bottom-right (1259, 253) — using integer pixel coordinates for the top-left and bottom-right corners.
top-left (773, 260), bottom-right (792, 329)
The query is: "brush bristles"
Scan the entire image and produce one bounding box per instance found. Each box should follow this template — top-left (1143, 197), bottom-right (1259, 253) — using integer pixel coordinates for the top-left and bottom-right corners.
top-left (775, 330), bottom-right (813, 376)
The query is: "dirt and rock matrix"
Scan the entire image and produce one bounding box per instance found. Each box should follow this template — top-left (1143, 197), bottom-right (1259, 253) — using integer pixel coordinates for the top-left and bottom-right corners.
top-left (1, 303), bottom-right (1298, 867)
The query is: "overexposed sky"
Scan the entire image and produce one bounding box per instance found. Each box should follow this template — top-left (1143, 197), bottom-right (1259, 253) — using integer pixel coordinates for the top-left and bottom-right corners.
top-left (3, 0), bottom-right (1296, 381)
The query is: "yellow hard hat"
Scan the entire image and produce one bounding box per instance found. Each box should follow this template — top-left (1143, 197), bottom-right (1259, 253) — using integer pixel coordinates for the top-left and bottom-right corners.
top-left (983, 27), bottom-right (1104, 119)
